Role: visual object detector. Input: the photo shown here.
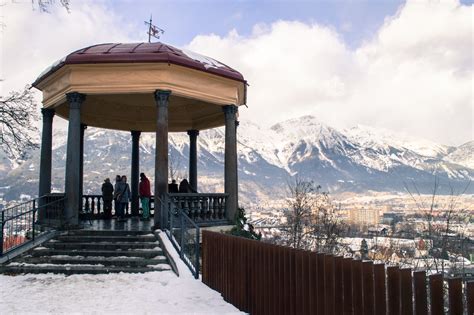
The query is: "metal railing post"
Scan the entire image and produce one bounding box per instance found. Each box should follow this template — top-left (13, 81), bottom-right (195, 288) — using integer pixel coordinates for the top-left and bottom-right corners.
top-left (195, 227), bottom-right (200, 279)
top-left (0, 211), bottom-right (4, 255)
top-left (180, 213), bottom-right (185, 259)
top-left (32, 199), bottom-right (36, 241)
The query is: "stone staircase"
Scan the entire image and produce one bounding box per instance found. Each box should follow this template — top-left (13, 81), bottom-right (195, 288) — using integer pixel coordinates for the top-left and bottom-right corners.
top-left (0, 230), bottom-right (172, 275)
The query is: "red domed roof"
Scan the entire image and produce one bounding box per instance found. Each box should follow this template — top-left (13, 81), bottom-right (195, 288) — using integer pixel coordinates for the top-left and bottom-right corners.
top-left (33, 42), bottom-right (246, 86)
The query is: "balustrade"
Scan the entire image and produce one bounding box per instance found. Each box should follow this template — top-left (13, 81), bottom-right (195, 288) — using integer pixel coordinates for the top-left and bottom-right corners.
top-left (81, 193), bottom-right (228, 225)
top-left (168, 193), bottom-right (228, 224)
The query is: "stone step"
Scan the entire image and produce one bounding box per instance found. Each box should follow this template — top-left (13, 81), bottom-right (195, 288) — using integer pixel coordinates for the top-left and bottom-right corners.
top-left (30, 248), bottom-right (163, 258)
top-left (56, 235), bottom-right (157, 243)
top-left (44, 241), bottom-right (161, 250)
top-left (0, 263), bottom-right (171, 275)
top-left (65, 230), bottom-right (152, 237)
top-left (21, 255), bottom-right (167, 267)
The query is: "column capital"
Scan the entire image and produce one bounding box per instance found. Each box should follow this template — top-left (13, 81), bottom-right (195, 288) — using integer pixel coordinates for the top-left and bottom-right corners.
top-left (41, 108), bottom-right (55, 119)
top-left (187, 129), bottom-right (200, 137)
top-left (154, 90), bottom-right (171, 107)
top-left (223, 105), bottom-right (238, 117)
top-left (66, 92), bottom-right (86, 109)
top-left (131, 130), bottom-right (142, 137)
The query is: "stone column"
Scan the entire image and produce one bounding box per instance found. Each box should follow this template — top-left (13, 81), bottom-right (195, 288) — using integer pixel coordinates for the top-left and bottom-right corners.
top-left (38, 108), bottom-right (55, 223)
top-left (187, 129), bottom-right (199, 192)
top-left (38, 108), bottom-right (55, 199)
top-left (223, 105), bottom-right (238, 221)
top-left (154, 90), bottom-right (171, 229)
top-left (131, 130), bottom-right (141, 216)
top-left (64, 92), bottom-right (85, 227)
top-left (79, 124), bottom-right (87, 211)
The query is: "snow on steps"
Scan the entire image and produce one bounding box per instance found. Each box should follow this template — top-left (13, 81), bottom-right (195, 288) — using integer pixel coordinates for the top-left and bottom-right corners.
top-left (0, 230), bottom-right (172, 275)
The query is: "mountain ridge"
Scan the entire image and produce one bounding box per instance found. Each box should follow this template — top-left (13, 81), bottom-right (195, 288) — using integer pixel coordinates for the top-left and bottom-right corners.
top-left (0, 115), bottom-right (472, 204)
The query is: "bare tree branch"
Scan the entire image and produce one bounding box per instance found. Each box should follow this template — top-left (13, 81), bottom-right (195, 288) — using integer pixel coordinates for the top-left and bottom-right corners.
top-left (0, 86), bottom-right (39, 159)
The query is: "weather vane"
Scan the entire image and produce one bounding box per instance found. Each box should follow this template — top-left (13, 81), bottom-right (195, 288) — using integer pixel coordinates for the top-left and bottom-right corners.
top-left (144, 15), bottom-right (164, 43)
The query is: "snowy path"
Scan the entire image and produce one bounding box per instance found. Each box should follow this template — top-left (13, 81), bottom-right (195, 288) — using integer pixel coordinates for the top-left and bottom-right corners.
top-left (0, 271), bottom-right (244, 314)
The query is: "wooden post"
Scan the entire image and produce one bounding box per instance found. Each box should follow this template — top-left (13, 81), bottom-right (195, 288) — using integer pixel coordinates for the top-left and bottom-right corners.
top-left (64, 92), bottom-right (85, 227)
top-left (154, 90), bottom-right (171, 229)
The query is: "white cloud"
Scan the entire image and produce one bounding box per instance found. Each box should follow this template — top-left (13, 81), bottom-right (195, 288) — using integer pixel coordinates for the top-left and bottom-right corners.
top-left (0, 0), bottom-right (471, 146)
top-left (187, 0), bottom-right (472, 146)
top-left (0, 1), bottom-right (137, 130)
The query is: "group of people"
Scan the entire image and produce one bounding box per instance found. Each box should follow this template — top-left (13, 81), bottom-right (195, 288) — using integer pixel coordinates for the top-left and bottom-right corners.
top-left (101, 174), bottom-right (196, 221)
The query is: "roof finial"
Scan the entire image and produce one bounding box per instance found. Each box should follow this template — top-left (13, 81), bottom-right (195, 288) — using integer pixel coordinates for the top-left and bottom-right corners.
top-left (145, 15), bottom-right (164, 43)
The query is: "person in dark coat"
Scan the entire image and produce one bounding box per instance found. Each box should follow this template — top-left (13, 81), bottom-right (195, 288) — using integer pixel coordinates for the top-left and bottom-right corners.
top-left (178, 179), bottom-right (197, 193)
top-left (168, 179), bottom-right (179, 193)
top-left (139, 173), bottom-right (151, 221)
top-left (101, 178), bottom-right (114, 219)
top-left (113, 175), bottom-right (121, 216)
top-left (115, 175), bottom-right (130, 221)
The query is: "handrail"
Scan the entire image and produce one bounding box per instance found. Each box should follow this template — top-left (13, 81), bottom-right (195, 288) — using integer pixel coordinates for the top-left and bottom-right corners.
top-left (1, 195), bottom-right (65, 255)
top-left (158, 194), bottom-right (200, 279)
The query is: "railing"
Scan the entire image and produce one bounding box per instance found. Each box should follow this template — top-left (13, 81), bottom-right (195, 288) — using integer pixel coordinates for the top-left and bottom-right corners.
top-left (80, 195), bottom-right (148, 219)
top-left (168, 193), bottom-right (228, 225)
top-left (1, 195), bottom-right (65, 255)
top-left (163, 194), bottom-right (200, 279)
top-left (81, 193), bottom-right (228, 226)
top-left (202, 231), bottom-right (474, 315)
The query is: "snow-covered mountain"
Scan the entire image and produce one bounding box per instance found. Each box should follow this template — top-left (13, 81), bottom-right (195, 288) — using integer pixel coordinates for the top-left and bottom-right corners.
top-left (1, 115), bottom-right (472, 203)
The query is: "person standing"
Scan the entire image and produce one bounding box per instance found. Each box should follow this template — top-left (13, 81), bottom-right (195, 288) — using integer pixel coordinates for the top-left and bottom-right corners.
top-left (139, 173), bottom-right (151, 221)
top-left (101, 178), bottom-right (114, 219)
top-left (113, 175), bottom-right (121, 217)
top-left (168, 179), bottom-right (179, 193)
top-left (115, 175), bottom-right (130, 221)
top-left (178, 178), bottom-right (197, 193)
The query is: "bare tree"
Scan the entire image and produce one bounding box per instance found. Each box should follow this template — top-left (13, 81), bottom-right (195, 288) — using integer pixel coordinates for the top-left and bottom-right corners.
top-left (168, 148), bottom-right (184, 182)
top-left (281, 177), bottom-right (318, 250)
top-left (404, 178), bottom-right (472, 276)
top-left (279, 177), bottom-right (347, 254)
top-left (0, 86), bottom-right (39, 159)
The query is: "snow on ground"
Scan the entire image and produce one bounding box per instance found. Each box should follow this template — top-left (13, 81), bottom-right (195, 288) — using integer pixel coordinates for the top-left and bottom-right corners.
top-left (0, 232), bottom-right (244, 315)
top-left (0, 270), bottom-right (243, 314)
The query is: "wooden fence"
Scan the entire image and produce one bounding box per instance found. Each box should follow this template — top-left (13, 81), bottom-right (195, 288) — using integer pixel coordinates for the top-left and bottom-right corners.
top-left (202, 231), bottom-right (474, 315)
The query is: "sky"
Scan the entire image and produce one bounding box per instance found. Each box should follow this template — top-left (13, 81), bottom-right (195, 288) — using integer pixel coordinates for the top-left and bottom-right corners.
top-left (0, 0), bottom-right (472, 146)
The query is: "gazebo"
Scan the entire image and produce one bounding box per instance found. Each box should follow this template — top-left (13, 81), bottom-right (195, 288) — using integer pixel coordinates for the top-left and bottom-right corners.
top-left (32, 42), bottom-right (247, 229)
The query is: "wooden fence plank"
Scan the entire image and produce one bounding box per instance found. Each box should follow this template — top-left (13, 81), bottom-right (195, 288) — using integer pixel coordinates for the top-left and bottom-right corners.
top-left (249, 240), bottom-right (257, 315)
top-left (373, 264), bottom-right (386, 315)
top-left (429, 274), bottom-right (444, 315)
top-left (325, 255), bottom-right (336, 315)
top-left (400, 269), bottom-right (413, 315)
top-left (289, 248), bottom-right (297, 315)
top-left (334, 256), bottom-right (344, 315)
top-left (447, 278), bottom-right (463, 315)
top-left (317, 253), bottom-right (326, 315)
top-left (283, 246), bottom-right (291, 315)
top-left (413, 271), bottom-right (427, 315)
top-left (352, 260), bottom-right (364, 315)
top-left (387, 266), bottom-right (400, 315)
top-left (309, 252), bottom-right (318, 315)
top-left (295, 250), bottom-right (304, 315)
top-left (362, 261), bottom-right (375, 315)
top-left (343, 258), bottom-right (353, 315)
top-left (467, 281), bottom-right (474, 315)
top-left (302, 251), bottom-right (311, 315)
